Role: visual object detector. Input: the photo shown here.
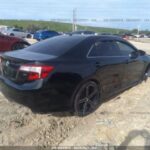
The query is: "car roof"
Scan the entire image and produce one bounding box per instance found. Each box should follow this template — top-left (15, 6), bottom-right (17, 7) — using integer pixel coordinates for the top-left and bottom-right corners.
top-left (67, 34), bottom-right (125, 41)
top-left (67, 34), bottom-right (136, 49)
top-left (86, 35), bottom-right (137, 48)
top-left (39, 34), bottom-right (127, 45)
top-left (72, 30), bottom-right (95, 33)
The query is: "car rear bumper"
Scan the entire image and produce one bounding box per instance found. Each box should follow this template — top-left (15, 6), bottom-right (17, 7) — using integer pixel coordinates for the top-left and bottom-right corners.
top-left (0, 77), bottom-right (72, 112)
top-left (0, 75), bottom-right (44, 91)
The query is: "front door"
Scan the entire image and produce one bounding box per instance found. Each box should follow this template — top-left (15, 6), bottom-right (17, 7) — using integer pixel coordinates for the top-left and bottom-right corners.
top-left (87, 40), bottom-right (126, 97)
top-left (116, 41), bottom-right (145, 86)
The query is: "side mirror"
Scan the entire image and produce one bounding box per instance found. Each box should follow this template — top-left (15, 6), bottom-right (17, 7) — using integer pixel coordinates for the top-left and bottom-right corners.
top-left (129, 51), bottom-right (138, 59)
top-left (138, 50), bottom-right (146, 56)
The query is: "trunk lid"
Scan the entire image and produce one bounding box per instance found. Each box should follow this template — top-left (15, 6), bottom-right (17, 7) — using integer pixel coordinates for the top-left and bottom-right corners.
top-left (0, 50), bottom-right (56, 82)
top-left (3, 50), bottom-right (56, 61)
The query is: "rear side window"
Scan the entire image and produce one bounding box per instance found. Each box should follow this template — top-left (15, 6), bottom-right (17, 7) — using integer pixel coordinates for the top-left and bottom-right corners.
top-left (116, 41), bottom-right (136, 56)
top-left (25, 35), bottom-right (85, 56)
top-left (88, 41), bottom-right (121, 57)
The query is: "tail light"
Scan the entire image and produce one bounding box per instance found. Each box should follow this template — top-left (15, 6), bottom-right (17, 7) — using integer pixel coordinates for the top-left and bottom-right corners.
top-left (0, 56), bottom-right (2, 63)
top-left (19, 64), bottom-right (54, 81)
top-left (0, 57), bottom-right (2, 71)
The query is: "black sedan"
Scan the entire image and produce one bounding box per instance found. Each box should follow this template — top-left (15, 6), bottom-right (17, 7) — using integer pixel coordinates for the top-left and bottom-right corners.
top-left (0, 35), bottom-right (150, 116)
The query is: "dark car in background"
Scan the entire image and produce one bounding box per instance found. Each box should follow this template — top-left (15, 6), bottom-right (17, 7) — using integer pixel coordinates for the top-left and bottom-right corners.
top-left (33, 30), bottom-right (60, 41)
top-left (0, 35), bottom-right (150, 116)
top-left (71, 30), bottom-right (97, 35)
top-left (0, 32), bottom-right (30, 52)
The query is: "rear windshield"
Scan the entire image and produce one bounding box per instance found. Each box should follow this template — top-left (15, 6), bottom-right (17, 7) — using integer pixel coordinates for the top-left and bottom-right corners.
top-left (25, 35), bottom-right (85, 56)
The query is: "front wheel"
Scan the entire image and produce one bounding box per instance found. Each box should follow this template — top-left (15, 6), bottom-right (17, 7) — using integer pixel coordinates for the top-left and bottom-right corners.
top-left (73, 81), bottom-right (101, 117)
top-left (10, 33), bottom-right (14, 36)
top-left (144, 66), bottom-right (150, 81)
top-left (26, 34), bottom-right (31, 38)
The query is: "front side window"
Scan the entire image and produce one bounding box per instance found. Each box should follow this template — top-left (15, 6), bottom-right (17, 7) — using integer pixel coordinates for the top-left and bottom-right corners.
top-left (88, 41), bottom-right (121, 57)
top-left (116, 41), bottom-right (136, 56)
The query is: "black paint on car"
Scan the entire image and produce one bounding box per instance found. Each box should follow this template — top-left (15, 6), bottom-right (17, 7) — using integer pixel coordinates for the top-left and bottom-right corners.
top-left (0, 35), bottom-right (150, 116)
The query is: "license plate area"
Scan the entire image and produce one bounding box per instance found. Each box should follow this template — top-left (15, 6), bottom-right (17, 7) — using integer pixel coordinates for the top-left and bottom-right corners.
top-left (1, 58), bottom-right (20, 81)
top-left (3, 66), bottom-right (17, 79)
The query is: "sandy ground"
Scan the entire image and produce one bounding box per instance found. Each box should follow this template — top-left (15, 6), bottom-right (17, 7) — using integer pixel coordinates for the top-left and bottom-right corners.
top-left (61, 79), bottom-right (150, 147)
top-left (130, 40), bottom-right (150, 54)
top-left (0, 40), bottom-right (150, 147)
top-left (26, 38), bottom-right (37, 45)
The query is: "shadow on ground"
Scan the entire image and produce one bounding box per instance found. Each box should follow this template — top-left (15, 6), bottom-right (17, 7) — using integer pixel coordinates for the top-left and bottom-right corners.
top-left (116, 130), bottom-right (150, 150)
top-left (0, 82), bottom-right (73, 117)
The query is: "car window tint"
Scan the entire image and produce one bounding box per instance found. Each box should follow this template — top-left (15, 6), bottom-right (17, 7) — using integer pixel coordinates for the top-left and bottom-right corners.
top-left (116, 41), bottom-right (135, 56)
top-left (89, 41), bottom-right (121, 57)
top-left (25, 35), bottom-right (85, 56)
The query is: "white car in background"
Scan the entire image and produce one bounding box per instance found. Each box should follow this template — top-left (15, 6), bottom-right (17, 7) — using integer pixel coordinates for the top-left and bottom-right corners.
top-left (0, 25), bottom-right (9, 33)
top-left (4, 28), bottom-right (32, 38)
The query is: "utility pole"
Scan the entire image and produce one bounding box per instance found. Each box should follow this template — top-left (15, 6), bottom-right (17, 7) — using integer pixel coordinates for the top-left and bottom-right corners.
top-left (137, 25), bottom-right (140, 35)
top-left (137, 25), bottom-right (140, 40)
top-left (72, 8), bottom-right (77, 32)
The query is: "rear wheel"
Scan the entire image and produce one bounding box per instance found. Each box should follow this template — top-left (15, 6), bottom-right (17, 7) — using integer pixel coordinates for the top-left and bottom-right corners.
top-left (11, 42), bottom-right (28, 50)
top-left (73, 81), bottom-right (101, 116)
top-left (10, 33), bottom-right (14, 36)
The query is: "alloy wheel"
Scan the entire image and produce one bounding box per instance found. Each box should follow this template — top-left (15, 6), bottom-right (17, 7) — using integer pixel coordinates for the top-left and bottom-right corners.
top-left (74, 81), bottom-right (100, 116)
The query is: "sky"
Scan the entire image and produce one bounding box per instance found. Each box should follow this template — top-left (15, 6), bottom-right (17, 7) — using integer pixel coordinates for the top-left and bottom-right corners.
top-left (0, 0), bottom-right (150, 29)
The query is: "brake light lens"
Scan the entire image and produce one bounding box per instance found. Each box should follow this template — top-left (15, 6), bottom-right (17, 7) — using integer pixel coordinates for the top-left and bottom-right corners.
top-left (0, 57), bottom-right (2, 71)
top-left (19, 65), bottom-right (54, 81)
top-left (0, 57), bottom-right (2, 64)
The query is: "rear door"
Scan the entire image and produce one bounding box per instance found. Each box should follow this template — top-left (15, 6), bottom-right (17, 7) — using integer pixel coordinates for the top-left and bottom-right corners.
top-left (87, 40), bottom-right (127, 97)
top-left (116, 41), bottom-right (145, 86)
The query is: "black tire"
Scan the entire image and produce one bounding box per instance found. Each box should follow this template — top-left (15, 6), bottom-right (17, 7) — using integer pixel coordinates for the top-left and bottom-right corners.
top-left (10, 33), bottom-right (14, 36)
top-left (26, 34), bottom-right (31, 39)
top-left (73, 81), bottom-right (101, 117)
top-left (144, 65), bottom-right (150, 81)
top-left (11, 42), bottom-right (27, 50)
